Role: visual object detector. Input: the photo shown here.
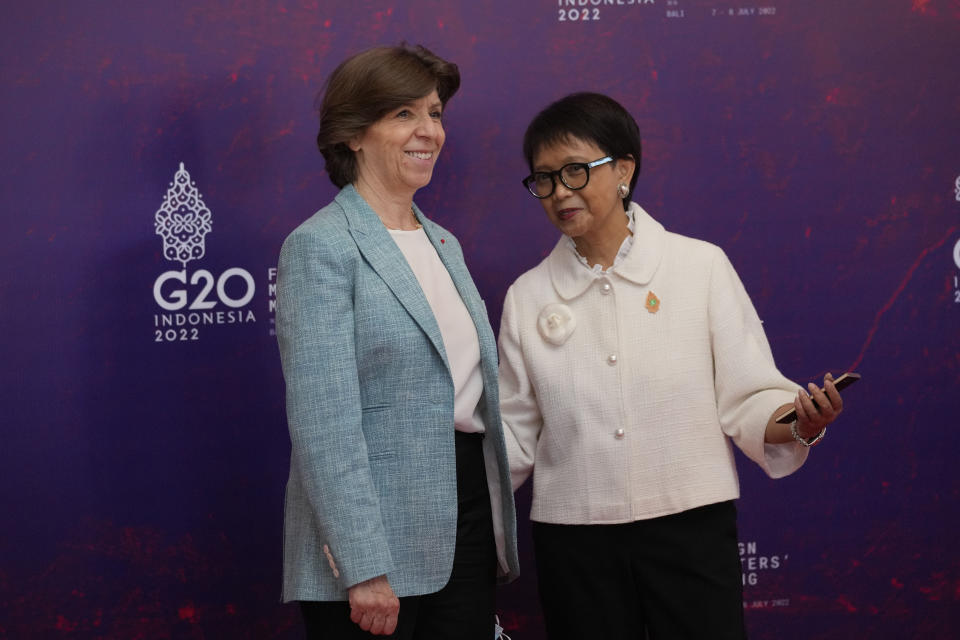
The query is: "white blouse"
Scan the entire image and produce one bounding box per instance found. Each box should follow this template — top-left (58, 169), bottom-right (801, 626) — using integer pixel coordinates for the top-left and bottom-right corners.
top-left (390, 228), bottom-right (485, 433)
top-left (498, 202), bottom-right (807, 525)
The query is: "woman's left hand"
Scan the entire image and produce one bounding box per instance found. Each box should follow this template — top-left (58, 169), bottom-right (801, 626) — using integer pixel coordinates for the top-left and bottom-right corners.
top-left (793, 372), bottom-right (843, 439)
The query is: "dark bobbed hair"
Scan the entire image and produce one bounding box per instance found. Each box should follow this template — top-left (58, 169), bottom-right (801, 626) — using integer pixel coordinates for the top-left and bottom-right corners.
top-left (316, 44), bottom-right (460, 188)
top-left (523, 92), bottom-right (642, 208)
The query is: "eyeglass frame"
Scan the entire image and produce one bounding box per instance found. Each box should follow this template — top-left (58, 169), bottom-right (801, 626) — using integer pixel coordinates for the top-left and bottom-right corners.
top-left (521, 156), bottom-right (614, 199)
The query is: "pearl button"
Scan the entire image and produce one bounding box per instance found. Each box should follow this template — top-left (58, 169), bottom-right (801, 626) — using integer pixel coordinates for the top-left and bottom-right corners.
top-left (614, 428), bottom-right (625, 439)
top-left (607, 354), bottom-right (618, 365)
top-left (600, 280), bottom-right (612, 294)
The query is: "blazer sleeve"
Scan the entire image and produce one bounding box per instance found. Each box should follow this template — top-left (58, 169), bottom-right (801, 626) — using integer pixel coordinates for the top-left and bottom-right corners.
top-left (708, 248), bottom-right (809, 478)
top-left (498, 284), bottom-right (543, 491)
top-left (276, 225), bottom-right (395, 589)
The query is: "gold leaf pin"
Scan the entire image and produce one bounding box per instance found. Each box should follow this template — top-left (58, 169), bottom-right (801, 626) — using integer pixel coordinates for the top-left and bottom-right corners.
top-left (645, 291), bottom-right (660, 314)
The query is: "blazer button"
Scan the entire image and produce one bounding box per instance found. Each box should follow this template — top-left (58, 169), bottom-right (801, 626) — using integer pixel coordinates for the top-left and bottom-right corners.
top-left (614, 428), bottom-right (625, 439)
top-left (607, 354), bottom-right (618, 365)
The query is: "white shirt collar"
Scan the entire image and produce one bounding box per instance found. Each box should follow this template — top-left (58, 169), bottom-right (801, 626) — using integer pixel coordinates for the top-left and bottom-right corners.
top-left (565, 207), bottom-right (637, 274)
top-left (547, 202), bottom-right (667, 300)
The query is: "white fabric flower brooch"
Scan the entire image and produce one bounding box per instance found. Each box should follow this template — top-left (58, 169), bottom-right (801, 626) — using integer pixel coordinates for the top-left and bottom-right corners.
top-left (537, 303), bottom-right (576, 346)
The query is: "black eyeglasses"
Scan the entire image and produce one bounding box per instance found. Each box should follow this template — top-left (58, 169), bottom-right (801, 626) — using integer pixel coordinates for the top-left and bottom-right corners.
top-left (521, 156), bottom-right (613, 199)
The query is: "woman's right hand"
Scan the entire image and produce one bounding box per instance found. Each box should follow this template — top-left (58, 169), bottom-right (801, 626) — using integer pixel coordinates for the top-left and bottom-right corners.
top-left (348, 574), bottom-right (400, 635)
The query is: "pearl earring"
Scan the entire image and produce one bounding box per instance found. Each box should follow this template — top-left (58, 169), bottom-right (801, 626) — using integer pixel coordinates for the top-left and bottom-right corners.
top-left (617, 183), bottom-right (629, 198)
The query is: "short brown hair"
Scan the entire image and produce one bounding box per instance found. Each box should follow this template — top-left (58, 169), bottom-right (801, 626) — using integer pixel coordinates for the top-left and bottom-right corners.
top-left (316, 44), bottom-right (460, 188)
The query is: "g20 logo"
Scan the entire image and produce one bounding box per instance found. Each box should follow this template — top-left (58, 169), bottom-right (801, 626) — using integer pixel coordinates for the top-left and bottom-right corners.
top-left (151, 163), bottom-right (258, 342)
top-left (153, 268), bottom-right (256, 311)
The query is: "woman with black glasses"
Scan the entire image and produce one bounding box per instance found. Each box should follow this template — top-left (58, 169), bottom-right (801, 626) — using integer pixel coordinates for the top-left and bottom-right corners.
top-left (498, 92), bottom-right (846, 639)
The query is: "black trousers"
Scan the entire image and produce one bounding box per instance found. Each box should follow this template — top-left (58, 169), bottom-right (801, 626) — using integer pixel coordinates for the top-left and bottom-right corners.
top-left (300, 431), bottom-right (497, 639)
top-left (533, 501), bottom-right (747, 640)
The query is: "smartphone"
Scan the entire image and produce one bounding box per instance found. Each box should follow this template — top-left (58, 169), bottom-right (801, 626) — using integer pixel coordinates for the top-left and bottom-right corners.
top-left (774, 372), bottom-right (861, 424)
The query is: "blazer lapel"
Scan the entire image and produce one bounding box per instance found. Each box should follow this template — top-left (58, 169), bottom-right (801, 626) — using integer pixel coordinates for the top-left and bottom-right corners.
top-left (417, 207), bottom-right (500, 399)
top-left (337, 187), bottom-right (451, 374)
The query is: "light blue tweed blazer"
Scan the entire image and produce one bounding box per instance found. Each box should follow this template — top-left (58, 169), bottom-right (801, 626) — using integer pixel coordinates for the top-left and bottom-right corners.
top-left (276, 185), bottom-right (519, 601)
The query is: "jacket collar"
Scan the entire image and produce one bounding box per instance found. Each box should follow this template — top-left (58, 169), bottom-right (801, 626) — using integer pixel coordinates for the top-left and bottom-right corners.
top-left (335, 184), bottom-right (437, 244)
top-left (336, 185), bottom-right (451, 374)
top-left (336, 183), bottom-right (389, 235)
top-left (548, 202), bottom-right (666, 300)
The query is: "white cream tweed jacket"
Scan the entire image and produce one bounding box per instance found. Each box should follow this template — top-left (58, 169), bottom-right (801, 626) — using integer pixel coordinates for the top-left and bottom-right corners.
top-left (498, 202), bottom-right (809, 524)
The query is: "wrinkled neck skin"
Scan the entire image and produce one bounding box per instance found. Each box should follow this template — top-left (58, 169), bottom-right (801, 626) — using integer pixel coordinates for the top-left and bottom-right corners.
top-left (353, 171), bottom-right (418, 230)
top-left (571, 206), bottom-right (631, 269)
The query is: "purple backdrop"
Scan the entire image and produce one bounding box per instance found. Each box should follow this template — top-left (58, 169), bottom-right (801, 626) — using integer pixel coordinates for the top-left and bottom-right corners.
top-left (2, 1), bottom-right (959, 638)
